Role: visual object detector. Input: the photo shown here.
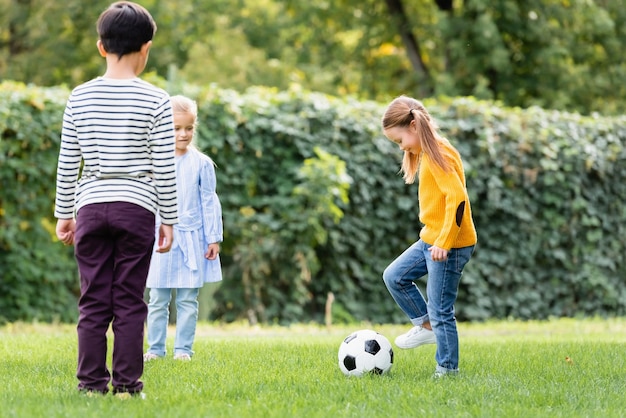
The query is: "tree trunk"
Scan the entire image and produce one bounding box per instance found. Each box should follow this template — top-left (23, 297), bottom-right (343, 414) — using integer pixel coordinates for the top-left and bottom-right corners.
top-left (434, 0), bottom-right (453, 12)
top-left (6, 0), bottom-right (33, 55)
top-left (433, 0), bottom-right (455, 74)
top-left (384, 0), bottom-right (432, 95)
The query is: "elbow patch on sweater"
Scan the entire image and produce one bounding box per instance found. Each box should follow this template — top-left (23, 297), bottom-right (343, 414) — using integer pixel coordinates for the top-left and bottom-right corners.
top-left (456, 201), bottom-right (466, 227)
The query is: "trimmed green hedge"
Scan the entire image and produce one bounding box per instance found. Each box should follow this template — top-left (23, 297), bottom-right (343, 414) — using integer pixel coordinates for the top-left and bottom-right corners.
top-left (0, 83), bottom-right (79, 324)
top-left (440, 101), bottom-right (626, 319)
top-left (1, 81), bottom-right (625, 324)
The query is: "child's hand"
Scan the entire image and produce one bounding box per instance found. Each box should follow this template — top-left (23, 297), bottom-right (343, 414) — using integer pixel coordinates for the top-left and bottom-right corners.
top-left (205, 243), bottom-right (220, 260)
top-left (428, 245), bottom-right (448, 261)
top-left (156, 224), bottom-right (174, 253)
top-left (56, 219), bottom-right (76, 246)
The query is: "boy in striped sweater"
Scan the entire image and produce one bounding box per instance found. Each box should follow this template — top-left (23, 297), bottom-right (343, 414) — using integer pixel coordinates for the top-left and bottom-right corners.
top-left (54, 1), bottom-right (178, 398)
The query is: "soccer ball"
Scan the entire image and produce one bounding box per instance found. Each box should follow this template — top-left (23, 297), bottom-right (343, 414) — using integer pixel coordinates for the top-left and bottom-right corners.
top-left (337, 329), bottom-right (394, 377)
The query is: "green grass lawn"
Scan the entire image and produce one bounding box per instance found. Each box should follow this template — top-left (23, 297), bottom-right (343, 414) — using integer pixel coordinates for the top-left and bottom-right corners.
top-left (1, 318), bottom-right (625, 417)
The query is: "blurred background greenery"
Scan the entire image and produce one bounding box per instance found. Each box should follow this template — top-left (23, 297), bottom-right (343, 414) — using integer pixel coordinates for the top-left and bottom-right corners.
top-left (2, 0), bottom-right (625, 115)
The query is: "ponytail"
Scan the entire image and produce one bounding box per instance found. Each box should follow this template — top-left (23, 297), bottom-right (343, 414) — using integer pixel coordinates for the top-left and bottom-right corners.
top-left (382, 96), bottom-right (449, 184)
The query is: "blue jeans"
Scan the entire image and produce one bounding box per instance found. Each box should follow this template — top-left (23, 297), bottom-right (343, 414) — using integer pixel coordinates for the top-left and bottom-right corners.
top-left (146, 288), bottom-right (200, 357)
top-left (382, 239), bottom-right (474, 373)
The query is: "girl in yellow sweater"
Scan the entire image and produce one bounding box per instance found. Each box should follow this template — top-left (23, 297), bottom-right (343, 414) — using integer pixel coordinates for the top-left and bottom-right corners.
top-left (381, 96), bottom-right (477, 378)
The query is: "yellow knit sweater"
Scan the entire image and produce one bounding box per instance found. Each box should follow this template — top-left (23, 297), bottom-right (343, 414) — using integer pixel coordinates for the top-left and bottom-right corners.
top-left (418, 139), bottom-right (477, 250)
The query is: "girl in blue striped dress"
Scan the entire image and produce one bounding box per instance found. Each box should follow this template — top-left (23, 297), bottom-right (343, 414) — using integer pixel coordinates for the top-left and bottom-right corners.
top-left (144, 95), bottom-right (223, 361)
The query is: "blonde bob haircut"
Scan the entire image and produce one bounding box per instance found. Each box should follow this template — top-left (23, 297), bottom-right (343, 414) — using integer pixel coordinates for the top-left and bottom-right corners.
top-left (170, 95), bottom-right (198, 123)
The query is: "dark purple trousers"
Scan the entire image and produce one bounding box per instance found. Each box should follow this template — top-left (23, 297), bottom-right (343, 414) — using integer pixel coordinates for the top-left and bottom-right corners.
top-left (74, 202), bottom-right (155, 394)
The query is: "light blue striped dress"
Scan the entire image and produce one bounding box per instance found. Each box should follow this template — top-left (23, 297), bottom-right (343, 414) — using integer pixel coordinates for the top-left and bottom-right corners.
top-left (147, 147), bottom-right (223, 288)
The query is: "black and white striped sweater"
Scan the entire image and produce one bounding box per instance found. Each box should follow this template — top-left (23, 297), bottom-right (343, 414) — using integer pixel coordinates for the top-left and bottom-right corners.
top-left (54, 77), bottom-right (178, 225)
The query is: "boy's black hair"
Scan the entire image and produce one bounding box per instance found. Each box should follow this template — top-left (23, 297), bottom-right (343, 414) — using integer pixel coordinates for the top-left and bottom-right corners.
top-left (97, 1), bottom-right (156, 58)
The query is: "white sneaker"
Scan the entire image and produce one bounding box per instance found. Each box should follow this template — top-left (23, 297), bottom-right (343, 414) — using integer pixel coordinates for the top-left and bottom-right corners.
top-left (114, 392), bottom-right (147, 400)
top-left (394, 326), bottom-right (436, 349)
top-left (143, 353), bottom-right (161, 362)
top-left (432, 370), bottom-right (458, 379)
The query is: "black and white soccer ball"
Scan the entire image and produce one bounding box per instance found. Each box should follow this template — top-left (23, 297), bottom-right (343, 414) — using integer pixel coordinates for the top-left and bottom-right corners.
top-left (337, 329), bottom-right (394, 377)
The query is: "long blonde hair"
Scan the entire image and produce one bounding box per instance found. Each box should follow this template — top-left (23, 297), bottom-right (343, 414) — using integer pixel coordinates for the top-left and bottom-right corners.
top-left (381, 96), bottom-right (449, 184)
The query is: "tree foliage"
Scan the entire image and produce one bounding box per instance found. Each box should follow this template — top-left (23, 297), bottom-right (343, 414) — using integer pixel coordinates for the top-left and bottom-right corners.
top-left (1, 0), bottom-right (625, 115)
top-left (437, 0), bottom-right (626, 115)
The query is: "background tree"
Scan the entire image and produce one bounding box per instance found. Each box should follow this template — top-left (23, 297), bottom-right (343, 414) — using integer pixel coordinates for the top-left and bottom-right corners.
top-left (1, 0), bottom-right (625, 114)
top-left (435, 0), bottom-right (626, 114)
top-left (0, 0), bottom-right (105, 85)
